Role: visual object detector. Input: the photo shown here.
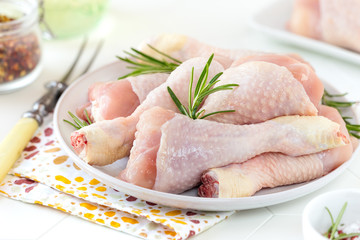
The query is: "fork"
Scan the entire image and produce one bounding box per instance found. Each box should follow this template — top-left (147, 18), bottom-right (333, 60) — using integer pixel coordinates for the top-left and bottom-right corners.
top-left (0, 38), bottom-right (104, 182)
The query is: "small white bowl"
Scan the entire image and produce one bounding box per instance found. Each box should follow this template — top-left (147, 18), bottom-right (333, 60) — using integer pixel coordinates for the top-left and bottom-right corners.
top-left (303, 189), bottom-right (360, 240)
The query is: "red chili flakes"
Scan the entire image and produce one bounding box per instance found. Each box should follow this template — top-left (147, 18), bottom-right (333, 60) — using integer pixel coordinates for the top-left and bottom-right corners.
top-left (44, 127), bottom-right (53, 136)
top-left (0, 26), bottom-right (41, 83)
top-left (0, 15), bottom-right (15, 22)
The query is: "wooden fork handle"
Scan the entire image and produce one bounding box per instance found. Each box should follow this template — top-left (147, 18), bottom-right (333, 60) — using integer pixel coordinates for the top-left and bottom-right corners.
top-left (0, 118), bottom-right (38, 182)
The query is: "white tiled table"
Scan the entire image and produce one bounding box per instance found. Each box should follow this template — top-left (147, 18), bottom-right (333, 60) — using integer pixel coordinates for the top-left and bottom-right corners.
top-left (1, 0), bottom-right (360, 239)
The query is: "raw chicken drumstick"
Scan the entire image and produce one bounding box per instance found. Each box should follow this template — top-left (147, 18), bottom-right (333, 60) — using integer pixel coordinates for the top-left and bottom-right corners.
top-left (75, 34), bottom-right (255, 122)
top-left (76, 73), bottom-right (169, 122)
top-left (230, 54), bottom-right (323, 107)
top-left (120, 59), bottom-right (320, 188)
top-left (76, 37), bottom-right (317, 123)
top-left (121, 106), bottom-right (348, 194)
top-left (75, 33), bottom-right (254, 122)
top-left (138, 33), bottom-right (258, 68)
top-left (288, 0), bottom-right (360, 53)
top-left (288, 0), bottom-right (322, 40)
top-left (198, 105), bottom-right (355, 198)
top-left (200, 61), bottom-right (318, 125)
top-left (71, 57), bottom-right (224, 165)
top-left (120, 107), bottom-right (176, 189)
top-left (71, 59), bottom-right (318, 165)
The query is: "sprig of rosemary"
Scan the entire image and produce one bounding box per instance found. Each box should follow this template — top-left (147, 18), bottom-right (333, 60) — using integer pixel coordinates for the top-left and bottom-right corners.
top-left (322, 89), bottom-right (360, 139)
top-left (324, 202), bottom-right (360, 240)
top-left (63, 110), bottom-right (92, 130)
top-left (117, 44), bottom-right (182, 80)
top-left (167, 54), bottom-right (238, 120)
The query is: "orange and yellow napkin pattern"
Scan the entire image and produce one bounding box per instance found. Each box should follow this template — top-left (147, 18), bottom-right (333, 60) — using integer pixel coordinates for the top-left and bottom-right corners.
top-left (0, 123), bottom-right (234, 240)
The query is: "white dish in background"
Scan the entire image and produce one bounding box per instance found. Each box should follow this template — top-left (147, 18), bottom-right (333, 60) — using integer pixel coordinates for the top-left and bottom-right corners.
top-left (249, 0), bottom-right (360, 65)
top-left (53, 61), bottom-right (360, 211)
top-left (303, 189), bottom-right (360, 240)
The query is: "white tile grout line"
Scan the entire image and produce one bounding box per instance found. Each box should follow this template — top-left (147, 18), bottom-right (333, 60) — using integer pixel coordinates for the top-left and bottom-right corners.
top-left (0, 239), bottom-right (34, 240)
top-left (348, 148), bottom-right (360, 180)
top-left (265, 206), bottom-right (275, 215)
top-left (244, 207), bottom-right (274, 240)
top-left (347, 168), bottom-right (360, 181)
top-left (35, 214), bottom-right (70, 240)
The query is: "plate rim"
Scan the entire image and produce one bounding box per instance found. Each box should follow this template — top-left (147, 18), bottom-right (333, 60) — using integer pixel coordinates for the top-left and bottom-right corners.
top-left (53, 60), bottom-right (360, 211)
top-left (248, 0), bottom-right (360, 64)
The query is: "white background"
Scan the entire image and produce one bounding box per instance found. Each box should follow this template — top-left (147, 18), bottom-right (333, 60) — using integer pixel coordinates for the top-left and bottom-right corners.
top-left (1, 0), bottom-right (360, 239)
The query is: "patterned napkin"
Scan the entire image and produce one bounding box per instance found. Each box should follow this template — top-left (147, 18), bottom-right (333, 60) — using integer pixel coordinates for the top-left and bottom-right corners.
top-left (0, 122), bottom-right (234, 240)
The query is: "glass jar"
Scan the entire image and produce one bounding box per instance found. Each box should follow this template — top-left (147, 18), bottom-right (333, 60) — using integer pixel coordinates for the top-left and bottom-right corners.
top-left (0, 0), bottom-right (42, 94)
top-left (40, 0), bottom-right (109, 39)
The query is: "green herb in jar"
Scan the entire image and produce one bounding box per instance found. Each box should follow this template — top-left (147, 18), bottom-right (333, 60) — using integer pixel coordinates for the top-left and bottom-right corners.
top-left (324, 202), bottom-right (360, 240)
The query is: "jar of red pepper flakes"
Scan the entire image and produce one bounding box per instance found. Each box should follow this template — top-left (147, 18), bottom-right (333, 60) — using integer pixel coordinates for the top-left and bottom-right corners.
top-left (0, 0), bottom-right (42, 94)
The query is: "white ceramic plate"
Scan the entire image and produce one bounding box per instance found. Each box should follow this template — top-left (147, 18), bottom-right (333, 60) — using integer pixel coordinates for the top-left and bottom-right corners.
top-left (53, 61), bottom-right (360, 211)
top-left (249, 0), bottom-right (360, 65)
top-left (303, 189), bottom-right (360, 240)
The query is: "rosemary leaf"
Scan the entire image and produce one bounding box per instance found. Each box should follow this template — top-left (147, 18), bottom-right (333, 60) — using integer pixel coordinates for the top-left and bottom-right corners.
top-left (84, 109), bottom-right (92, 125)
top-left (200, 110), bottom-right (236, 119)
top-left (188, 67), bottom-right (195, 114)
top-left (327, 207), bottom-right (335, 225)
top-left (68, 111), bottom-right (85, 128)
top-left (324, 90), bottom-right (348, 98)
top-left (334, 232), bottom-right (360, 240)
top-left (350, 132), bottom-right (360, 139)
top-left (198, 84), bottom-right (239, 100)
top-left (132, 48), bottom-right (172, 66)
top-left (146, 44), bottom-right (182, 64)
top-left (322, 89), bottom-right (359, 138)
top-left (322, 100), bottom-right (356, 108)
top-left (330, 202), bottom-right (348, 240)
top-left (346, 124), bottom-right (360, 131)
top-left (194, 55), bottom-right (213, 97)
top-left (195, 109), bottom-right (205, 119)
top-left (117, 44), bottom-right (181, 79)
top-left (168, 54), bottom-right (238, 120)
top-left (167, 87), bottom-right (188, 116)
top-left (325, 202), bottom-right (360, 240)
top-left (122, 51), bottom-right (154, 65)
top-left (63, 119), bottom-right (81, 130)
top-left (201, 73), bottom-right (223, 94)
top-left (63, 110), bottom-right (91, 130)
